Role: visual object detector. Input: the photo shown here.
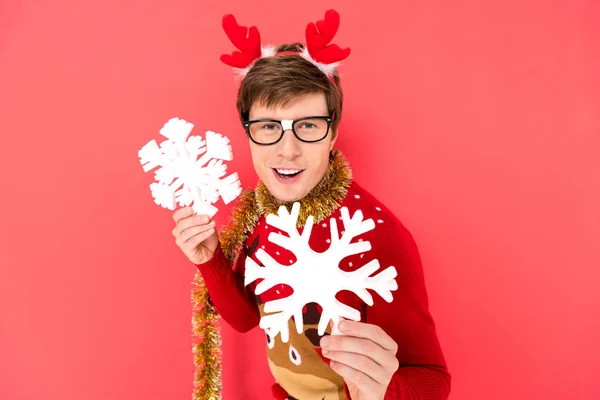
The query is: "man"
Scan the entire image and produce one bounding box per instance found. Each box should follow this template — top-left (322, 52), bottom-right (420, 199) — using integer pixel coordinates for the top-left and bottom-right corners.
top-left (172, 10), bottom-right (450, 400)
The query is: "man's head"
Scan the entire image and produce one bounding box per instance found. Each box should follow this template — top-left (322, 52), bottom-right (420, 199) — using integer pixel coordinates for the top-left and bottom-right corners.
top-left (236, 43), bottom-right (344, 202)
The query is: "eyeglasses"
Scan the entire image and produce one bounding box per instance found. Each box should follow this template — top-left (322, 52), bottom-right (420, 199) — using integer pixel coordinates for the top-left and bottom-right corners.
top-left (243, 115), bottom-right (333, 145)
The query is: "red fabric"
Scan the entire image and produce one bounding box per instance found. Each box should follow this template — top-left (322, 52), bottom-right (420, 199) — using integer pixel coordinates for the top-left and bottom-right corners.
top-left (220, 14), bottom-right (262, 69)
top-left (271, 383), bottom-right (289, 400)
top-left (197, 180), bottom-right (451, 399)
top-left (305, 9), bottom-right (351, 64)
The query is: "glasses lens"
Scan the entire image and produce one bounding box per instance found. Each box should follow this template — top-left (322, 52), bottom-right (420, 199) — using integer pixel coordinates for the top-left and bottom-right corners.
top-left (293, 118), bottom-right (329, 141)
top-left (249, 121), bottom-right (283, 144)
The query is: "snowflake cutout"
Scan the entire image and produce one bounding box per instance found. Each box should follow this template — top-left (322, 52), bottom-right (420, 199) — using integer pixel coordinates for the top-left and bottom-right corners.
top-left (244, 202), bottom-right (398, 343)
top-left (138, 117), bottom-right (242, 217)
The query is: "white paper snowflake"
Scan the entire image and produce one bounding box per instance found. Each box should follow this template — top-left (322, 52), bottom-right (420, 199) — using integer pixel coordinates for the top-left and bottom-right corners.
top-left (244, 202), bottom-right (398, 342)
top-left (138, 117), bottom-right (242, 217)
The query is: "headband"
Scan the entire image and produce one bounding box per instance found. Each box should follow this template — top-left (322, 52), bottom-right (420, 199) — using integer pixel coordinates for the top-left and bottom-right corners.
top-left (220, 9), bottom-right (351, 80)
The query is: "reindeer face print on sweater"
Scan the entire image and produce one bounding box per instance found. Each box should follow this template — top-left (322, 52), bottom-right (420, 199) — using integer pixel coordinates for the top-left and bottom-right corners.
top-left (258, 298), bottom-right (347, 400)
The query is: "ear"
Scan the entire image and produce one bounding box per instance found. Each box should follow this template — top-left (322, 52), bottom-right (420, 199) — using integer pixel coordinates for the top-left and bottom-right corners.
top-left (329, 132), bottom-right (338, 150)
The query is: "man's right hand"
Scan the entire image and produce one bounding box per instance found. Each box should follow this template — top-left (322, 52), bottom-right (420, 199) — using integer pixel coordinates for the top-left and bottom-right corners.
top-left (172, 207), bottom-right (219, 265)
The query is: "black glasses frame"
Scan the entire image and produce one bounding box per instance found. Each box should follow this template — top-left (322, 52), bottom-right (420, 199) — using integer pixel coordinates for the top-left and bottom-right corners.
top-left (242, 115), bottom-right (333, 145)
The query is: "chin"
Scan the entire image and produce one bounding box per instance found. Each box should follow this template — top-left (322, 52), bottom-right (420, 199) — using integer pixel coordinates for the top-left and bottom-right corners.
top-left (271, 188), bottom-right (303, 203)
top-left (269, 181), bottom-right (306, 202)
top-left (260, 173), bottom-right (305, 203)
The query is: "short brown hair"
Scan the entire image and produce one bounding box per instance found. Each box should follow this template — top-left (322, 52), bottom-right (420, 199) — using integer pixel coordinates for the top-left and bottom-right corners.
top-left (236, 43), bottom-right (343, 137)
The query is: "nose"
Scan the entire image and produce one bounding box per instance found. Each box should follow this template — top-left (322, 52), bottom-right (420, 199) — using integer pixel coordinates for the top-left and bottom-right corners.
top-left (276, 127), bottom-right (302, 159)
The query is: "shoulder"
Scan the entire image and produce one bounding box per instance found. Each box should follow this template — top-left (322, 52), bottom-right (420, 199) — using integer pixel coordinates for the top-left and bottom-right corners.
top-left (340, 180), bottom-right (419, 251)
top-left (342, 181), bottom-right (404, 228)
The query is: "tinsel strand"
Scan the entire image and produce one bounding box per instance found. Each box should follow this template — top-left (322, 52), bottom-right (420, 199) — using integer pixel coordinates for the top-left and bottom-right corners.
top-left (190, 190), bottom-right (258, 400)
top-left (191, 272), bottom-right (222, 400)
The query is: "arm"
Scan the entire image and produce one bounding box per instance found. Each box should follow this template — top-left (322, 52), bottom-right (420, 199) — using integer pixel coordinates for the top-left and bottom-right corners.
top-left (370, 220), bottom-right (451, 400)
top-left (196, 244), bottom-right (260, 333)
top-left (385, 366), bottom-right (450, 400)
top-left (321, 217), bottom-right (451, 400)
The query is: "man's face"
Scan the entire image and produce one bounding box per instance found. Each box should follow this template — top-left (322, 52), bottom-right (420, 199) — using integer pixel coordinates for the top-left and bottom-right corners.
top-left (247, 92), bottom-right (337, 202)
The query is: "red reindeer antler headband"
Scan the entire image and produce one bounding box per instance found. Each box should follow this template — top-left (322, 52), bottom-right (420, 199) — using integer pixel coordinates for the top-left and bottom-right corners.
top-left (220, 9), bottom-right (351, 79)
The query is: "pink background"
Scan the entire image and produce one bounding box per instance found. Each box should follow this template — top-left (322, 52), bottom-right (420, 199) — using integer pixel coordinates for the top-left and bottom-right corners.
top-left (1, 1), bottom-right (599, 399)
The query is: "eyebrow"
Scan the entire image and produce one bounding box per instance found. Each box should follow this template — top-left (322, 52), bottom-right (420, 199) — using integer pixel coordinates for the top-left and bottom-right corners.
top-left (249, 114), bottom-right (329, 120)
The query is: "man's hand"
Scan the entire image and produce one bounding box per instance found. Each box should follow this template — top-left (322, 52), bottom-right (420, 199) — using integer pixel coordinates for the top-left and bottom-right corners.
top-left (320, 320), bottom-right (399, 400)
top-left (172, 207), bottom-right (219, 264)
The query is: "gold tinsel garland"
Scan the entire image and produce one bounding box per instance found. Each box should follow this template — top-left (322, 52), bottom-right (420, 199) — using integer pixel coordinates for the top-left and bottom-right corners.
top-left (191, 272), bottom-right (221, 400)
top-left (190, 150), bottom-right (352, 399)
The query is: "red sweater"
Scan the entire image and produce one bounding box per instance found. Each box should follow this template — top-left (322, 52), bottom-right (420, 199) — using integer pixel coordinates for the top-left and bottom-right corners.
top-left (197, 180), bottom-right (450, 399)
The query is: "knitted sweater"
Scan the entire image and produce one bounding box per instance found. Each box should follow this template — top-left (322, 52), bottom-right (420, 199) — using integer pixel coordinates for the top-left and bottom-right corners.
top-left (197, 177), bottom-right (450, 399)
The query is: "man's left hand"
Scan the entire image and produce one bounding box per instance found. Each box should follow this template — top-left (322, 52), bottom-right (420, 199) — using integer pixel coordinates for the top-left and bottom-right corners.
top-left (320, 320), bottom-right (400, 400)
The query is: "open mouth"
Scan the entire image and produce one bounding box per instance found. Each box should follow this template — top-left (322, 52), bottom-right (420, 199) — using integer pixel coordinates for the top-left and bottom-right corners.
top-left (273, 168), bottom-right (304, 179)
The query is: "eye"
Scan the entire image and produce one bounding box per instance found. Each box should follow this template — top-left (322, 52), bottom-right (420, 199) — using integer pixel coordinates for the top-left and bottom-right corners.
top-left (265, 331), bottom-right (275, 349)
top-left (298, 122), bottom-right (317, 129)
top-left (259, 123), bottom-right (280, 131)
top-left (289, 344), bottom-right (302, 366)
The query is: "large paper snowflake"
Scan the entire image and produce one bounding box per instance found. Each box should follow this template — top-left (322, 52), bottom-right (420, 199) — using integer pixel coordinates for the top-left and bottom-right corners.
top-left (138, 117), bottom-right (242, 217)
top-left (244, 202), bottom-right (398, 342)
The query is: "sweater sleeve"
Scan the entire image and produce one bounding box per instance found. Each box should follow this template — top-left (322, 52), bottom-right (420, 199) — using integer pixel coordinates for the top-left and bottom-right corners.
top-left (195, 244), bottom-right (260, 333)
top-left (367, 220), bottom-right (451, 400)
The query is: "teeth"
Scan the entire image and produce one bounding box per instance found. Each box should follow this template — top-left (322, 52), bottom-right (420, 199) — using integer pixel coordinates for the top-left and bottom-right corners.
top-left (276, 169), bottom-right (302, 175)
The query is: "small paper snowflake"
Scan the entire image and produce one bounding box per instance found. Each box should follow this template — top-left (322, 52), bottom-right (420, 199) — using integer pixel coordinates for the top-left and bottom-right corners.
top-left (138, 117), bottom-right (242, 217)
top-left (244, 202), bottom-right (398, 342)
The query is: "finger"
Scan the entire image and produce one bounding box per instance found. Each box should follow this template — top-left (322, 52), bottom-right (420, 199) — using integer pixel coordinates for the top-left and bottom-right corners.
top-left (173, 214), bottom-right (213, 238)
top-left (176, 222), bottom-right (216, 245)
top-left (182, 228), bottom-right (216, 251)
top-left (172, 206), bottom-right (194, 223)
top-left (338, 320), bottom-right (398, 352)
top-left (321, 334), bottom-right (395, 370)
top-left (329, 360), bottom-right (382, 395)
top-left (324, 350), bottom-right (389, 385)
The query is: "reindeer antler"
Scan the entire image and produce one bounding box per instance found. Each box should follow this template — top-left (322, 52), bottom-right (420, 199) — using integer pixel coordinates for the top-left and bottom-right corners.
top-left (305, 9), bottom-right (351, 65)
top-left (220, 14), bottom-right (262, 69)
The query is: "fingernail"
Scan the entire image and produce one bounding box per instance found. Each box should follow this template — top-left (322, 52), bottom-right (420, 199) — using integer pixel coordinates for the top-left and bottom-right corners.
top-left (339, 321), bottom-right (348, 332)
top-left (321, 337), bottom-right (330, 347)
top-left (322, 349), bottom-right (329, 355)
